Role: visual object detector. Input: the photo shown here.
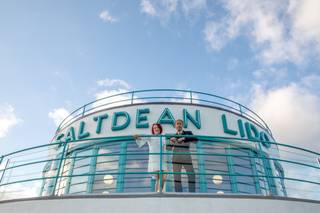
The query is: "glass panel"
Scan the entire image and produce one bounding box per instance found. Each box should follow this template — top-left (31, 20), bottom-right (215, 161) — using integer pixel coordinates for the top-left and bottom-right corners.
top-left (229, 148), bottom-right (257, 194)
top-left (92, 143), bottom-right (120, 194)
top-left (68, 149), bottom-right (93, 194)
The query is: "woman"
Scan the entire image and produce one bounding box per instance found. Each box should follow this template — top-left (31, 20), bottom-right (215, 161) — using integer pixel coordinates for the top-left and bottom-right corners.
top-left (133, 123), bottom-right (167, 192)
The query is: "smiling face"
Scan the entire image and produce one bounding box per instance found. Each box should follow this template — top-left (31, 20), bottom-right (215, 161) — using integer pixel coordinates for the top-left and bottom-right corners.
top-left (152, 124), bottom-right (161, 135)
top-left (175, 120), bottom-right (183, 132)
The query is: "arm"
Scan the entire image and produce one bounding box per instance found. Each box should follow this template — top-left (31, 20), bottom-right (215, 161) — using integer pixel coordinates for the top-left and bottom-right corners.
top-left (133, 135), bottom-right (150, 148)
top-left (164, 134), bottom-right (176, 150)
top-left (178, 131), bottom-right (198, 143)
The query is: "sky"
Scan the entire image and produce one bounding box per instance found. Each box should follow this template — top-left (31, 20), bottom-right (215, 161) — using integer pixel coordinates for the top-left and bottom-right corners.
top-left (0, 1), bottom-right (319, 154)
top-left (0, 0), bottom-right (319, 199)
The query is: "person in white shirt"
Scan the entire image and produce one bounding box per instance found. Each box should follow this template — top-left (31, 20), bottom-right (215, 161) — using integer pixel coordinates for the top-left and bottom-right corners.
top-left (133, 123), bottom-right (167, 192)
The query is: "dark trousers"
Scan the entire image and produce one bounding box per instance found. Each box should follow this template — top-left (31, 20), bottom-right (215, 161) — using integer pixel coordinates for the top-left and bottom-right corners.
top-left (172, 153), bottom-right (195, 192)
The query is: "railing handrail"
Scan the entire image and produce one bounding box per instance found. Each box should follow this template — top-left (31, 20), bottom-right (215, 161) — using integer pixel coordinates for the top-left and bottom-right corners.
top-left (0, 135), bottom-right (319, 201)
top-left (55, 89), bottom-right (272, 136)
top-left (2, 135), bottom-right (320, 159)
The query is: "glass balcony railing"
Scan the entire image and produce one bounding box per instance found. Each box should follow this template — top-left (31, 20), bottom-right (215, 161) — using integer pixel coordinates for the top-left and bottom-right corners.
top-left (0, 135), bottom-right (319, 201)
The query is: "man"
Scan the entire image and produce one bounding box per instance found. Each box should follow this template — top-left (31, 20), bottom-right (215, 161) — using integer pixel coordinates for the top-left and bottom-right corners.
top-left (168, 119), bottom-right (198, 192)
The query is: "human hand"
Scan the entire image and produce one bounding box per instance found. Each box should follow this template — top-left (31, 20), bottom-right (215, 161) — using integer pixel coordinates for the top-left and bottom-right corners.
top-left (177, 137), bottom-right (185, 143)
top-left (170, 137), bottom-right (177, 144)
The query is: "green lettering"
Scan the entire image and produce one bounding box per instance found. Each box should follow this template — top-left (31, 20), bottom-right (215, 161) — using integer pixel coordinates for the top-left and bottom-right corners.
top-left (78, 121), bottom-right (90, 139)
top-left (183, 109), bottom-right (201, 129)
top-left (112, 111), bottom-right (131, 131)
top-left (65, 127), bottom-right (76, 142)
top-left (157, 108), bottom-right (175, 126)
top-left (93, 114), bottom-right (109, 134)
top-left (221, 114), bottom-right (238, 135)
top-left (136, 108), bottom-right (150, 128)
top-left (245, 122), bottom-right (259, 140)
top-left (237, 119), bottom-right (246, 138)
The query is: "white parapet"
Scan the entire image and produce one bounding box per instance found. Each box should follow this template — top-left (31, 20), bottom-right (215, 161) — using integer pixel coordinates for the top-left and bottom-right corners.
top-left (0, 194), bottom-right (319, 213)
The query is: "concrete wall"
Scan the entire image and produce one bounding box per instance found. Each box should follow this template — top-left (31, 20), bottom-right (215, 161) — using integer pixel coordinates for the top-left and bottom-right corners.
top-left (0, 194), bottom-right (319, 213)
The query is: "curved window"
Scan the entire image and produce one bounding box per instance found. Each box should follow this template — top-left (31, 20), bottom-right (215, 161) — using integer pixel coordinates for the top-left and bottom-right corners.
top-left (42, 138), bottom-right (285, 196)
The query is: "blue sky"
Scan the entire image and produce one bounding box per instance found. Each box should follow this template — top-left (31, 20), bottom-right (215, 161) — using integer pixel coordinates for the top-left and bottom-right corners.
top-left (0, 0), bottom-right (319, 156)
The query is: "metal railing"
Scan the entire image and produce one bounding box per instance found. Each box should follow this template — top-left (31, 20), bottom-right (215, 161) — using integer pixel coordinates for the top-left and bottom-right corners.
top-left (0, 135), bottom-right (319, 201)
top-left (55, 89), bottom-right (272, 135)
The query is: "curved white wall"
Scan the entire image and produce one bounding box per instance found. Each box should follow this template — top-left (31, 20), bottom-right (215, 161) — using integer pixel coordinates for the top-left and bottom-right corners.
top-left (53, 103), bottom-right (276, 154)
top-left (0, 195), bottom-right (319, 213)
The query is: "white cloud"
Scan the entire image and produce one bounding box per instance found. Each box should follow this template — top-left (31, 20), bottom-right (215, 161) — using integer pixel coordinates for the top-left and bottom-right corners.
top-left (253, 68), bottom-right (289, 87)
top-left (249, 80), bottom-right (320, 152)
top-left (48, 108), bottom-right (70, 127)
top-left (203, 20), bottom-right (230, 50)
top-left (203, 0), bottom-right (320, 65)
top-left (181, 0), bottom-right (207, 13)
top-left (0, 182), bottom-right (41, 200)
top-left (96, 78), bottom-right (130, 90)
top-left (139, 0), bottom-right (320, 64)
top-left (290, 0), bottom-right (320, 41)
top-left (0, 104), bottom-right (21, 138)
top-left (92, 79), bottom-right (136, 111)
top-left (170, 91), bottom-right (200, 104)
top-left (99, 10), bottom-right (117, 23)
top-left (140, 0), bottom-right (207, 22)
top-left (94, 88), bottom-right (132, 107)
top-left (248, 78), bottom-right (320, 199)
top-left (141, 0), bottom-right (157, 16)
top-left (301, 74), bottom-right (320, 92)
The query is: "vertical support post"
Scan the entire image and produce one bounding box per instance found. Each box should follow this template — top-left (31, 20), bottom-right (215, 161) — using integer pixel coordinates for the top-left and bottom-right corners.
top-left (159, 135), bottom-right (163, 193)
top-left (116, 141), bottom-right (127, 192)
top-left (64, 152), bottom-right (76, 194)
top-left (249, 151), bottom-right (261, 194)
top-left (87, 147), bottom-right (98, 193)
top-left (131, 91), bottom-right (134, 104)
top-left (196, 141), bottom-right (207, 192)
top-left (165, 135), bottom-right (173, 192)
top-left (257, 142), bottom-right (276, 196)
top-left (51, 142), bottom-right (68, 196)
top-left (226, 146), bottom-right (238, 193)
top-left (82, 105), bottom-right (86, 117)
top-left (0, 156), bottom-right (3, 185)
top-left (239, 105), bottom-right (243, 116)
top-left (38, 174), bottom-right (46, 197)
top-left (0, 157), bottom-right (8, 201)
top-left (150, 177), bottom-right (156, 192)
top-left (0, 158), bottom-right (9, 185)
top-left (190, 91), bottom-right (193, 104)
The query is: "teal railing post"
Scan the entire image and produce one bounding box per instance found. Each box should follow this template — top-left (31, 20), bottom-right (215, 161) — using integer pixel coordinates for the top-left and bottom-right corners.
top-left (51, 141), bottom-right (68, 196)
top-left (82, 105), bottom-right (86, 116)
top-left (0, 156), bottom-right (3, 184)
top-left (257, 141), bottom-right (276, 196)
top-left (196, 141), bottom-right (207, 192)
top-left (150, 176), bottom-right (156, 192)
top-left (159, 135), bottom-right (163, 193)
top-left (131, 91), bottom-right (134, 104)
top-left (116, 141), bottom-right (127, 192)
top-left (164, 134), bottom-right (173, 192)
top-left (0, 158), bottom-right (9, 185)
top-left (226, 146), bottom-right (238, 193)
top-left (249, 151), bottom-right (261, 194)
top-left (87, 147), bottom-right (99, 193)
top-left (64, 152), bottom-right (76, 194)
top-left (239, 104), bottom-right (243, 116)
